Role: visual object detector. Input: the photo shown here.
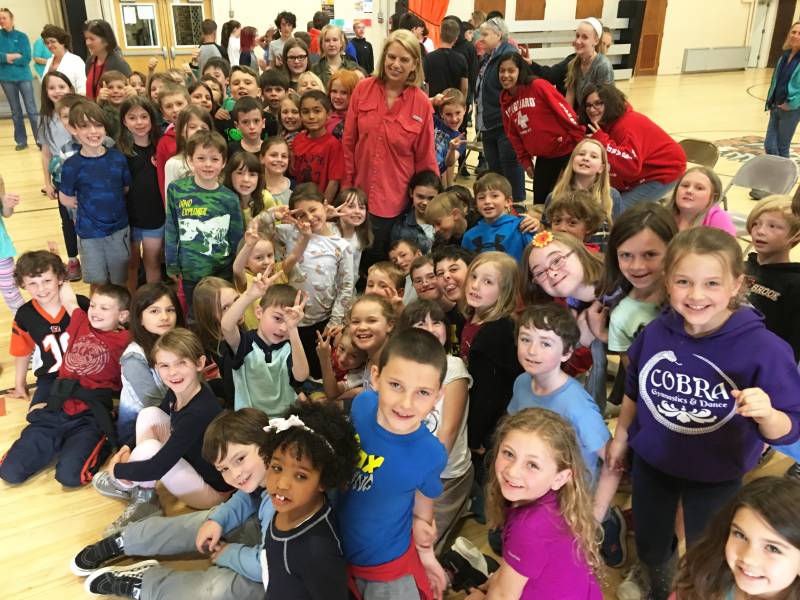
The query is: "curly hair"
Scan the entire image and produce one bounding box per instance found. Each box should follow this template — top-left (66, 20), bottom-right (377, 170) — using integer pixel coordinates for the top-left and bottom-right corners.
top-left (485, 408), bottom-right (604, 579)
top-left (262, 401), bottom-right (359, 490)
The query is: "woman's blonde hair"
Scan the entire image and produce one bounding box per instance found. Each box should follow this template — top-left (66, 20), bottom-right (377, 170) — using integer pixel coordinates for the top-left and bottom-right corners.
top-left (746, 194), bottom-right (800, 248)
top-left (664, 227), bottom-right (745, 309)
top-left (376, 29), bottom-right (425, 87)
top-left (550, 138), bottom-right (614, 223)
top-left (565, 21), bottom-right (602, 92)
top-left (192, 276), bottom-right (237, 354)
top-left (319, 24), bottom-right (346, 54)
top-left (152, 327), bottom-right (205, 364)
top-left (462, 251), bottom-right (519, 323)
top-left (485, 408), bottom-right (604, 578)
top-left (424, 190), bottom-right (467, 223)
top-left (664, 166), bottom-right (724, 228)
top-left (783, 22), bottom-right (800, 51)
top-left (520, 232), bottom-right (605, 304)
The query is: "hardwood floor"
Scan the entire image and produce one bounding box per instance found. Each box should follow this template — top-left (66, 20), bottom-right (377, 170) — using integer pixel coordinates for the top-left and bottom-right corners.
top-left (0, 68), bottom-right (797, 599)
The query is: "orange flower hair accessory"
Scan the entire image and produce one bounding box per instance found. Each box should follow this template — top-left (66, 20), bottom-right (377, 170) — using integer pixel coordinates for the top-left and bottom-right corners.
top-left (532, 230), bottom-right (554, 248)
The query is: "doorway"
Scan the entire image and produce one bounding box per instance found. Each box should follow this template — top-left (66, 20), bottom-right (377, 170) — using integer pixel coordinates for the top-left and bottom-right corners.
top-left (634, 0), bottom-right (668, 76)
top-left (112, 0), bottom-right (212, 73)
top-left (768, 0), bottom-right (796, 66)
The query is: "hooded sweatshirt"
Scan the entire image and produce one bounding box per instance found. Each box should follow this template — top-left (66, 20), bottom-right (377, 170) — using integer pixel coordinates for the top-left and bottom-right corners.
top-left (500, 78), bottom-right (584, 169)
top-left (591, 103), bottom-right (686, 191)
top-left (461, 213), bottom-right (533, 262)
top-left (155, 124), bottom-right (177, 203)
top-left (626, 307), bottom-right (800, 482)
top-left (745, 252), bottom-right (800, 362)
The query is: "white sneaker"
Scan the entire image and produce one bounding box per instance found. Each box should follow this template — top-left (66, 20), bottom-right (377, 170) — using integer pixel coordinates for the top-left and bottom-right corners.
top-left (617, 562), bottom-right (650, 600)
top-left (452, 536), bottom-right (489, 576)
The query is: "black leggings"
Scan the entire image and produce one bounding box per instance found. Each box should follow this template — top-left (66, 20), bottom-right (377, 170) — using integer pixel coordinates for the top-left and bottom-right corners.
top-left (298, 319), bottom-right (329, 380)
top-left (533, 154), bottom-right (571, 204)
top-left (632, 454), bottom-right (741, 567)
top-left (58, 201), bottom-right (78, 258)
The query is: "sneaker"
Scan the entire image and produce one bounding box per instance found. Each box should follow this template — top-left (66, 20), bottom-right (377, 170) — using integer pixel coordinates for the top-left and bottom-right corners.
top-left (84, 559), bottom-right (158, 597)
top-left (67, 259), bottom-right (82, 282)
top-left (70, 533), bottom-right (125, 576)
top-left (441, 539), bottom-right (488, 592)
top-left (601, 506), bottom-right (628, 568)
top-left (92, 472), bottom-right (133, 501)
top-left (786, 462), bottom-right (800, 480)
top-left (15, 144), bottom-right (27, 151)
top-left (749, 188), bottom-right (769, 200)
top-left (616, 562), bottom-right (650, 600)
top-left (103, 488), bottom-right (163, 537)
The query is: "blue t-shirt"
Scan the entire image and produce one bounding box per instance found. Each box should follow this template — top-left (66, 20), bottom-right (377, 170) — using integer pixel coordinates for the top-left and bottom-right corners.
top-left (336, 390), bottom-right (447, 566)
top-left (433, 114), bottom-right (465, 175)
top-left (60, 148), bottom-right (131, 239)
top-left (508, 374), bottom-right (609, 484)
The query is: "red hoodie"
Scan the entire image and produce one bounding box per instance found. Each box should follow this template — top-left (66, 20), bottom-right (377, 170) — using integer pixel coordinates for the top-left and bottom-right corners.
top-left (590, 103), bottom-right (686, 191)
top-left (155, 124), bottom-right (177, 203)
top-left (309, 28), bottom-right (321, 54)
top-left (500, 79), bottom-right (584, 171)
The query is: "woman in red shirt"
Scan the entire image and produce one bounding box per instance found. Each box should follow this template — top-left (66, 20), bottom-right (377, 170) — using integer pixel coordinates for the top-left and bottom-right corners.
top-left (342, 29), bottom-right (438, 267)
top-left (83, 19), bottom-right (131, 100)
top-left (581, 83), bottom-right (685, 213)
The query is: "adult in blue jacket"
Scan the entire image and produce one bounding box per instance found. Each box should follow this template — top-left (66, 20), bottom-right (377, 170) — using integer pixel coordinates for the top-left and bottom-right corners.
top-left (475, 17), bottom-right (525, 202)
top-left (0, 8), bottom-right (39, 150)
top-left (764, 21), bottom-right (800, 158)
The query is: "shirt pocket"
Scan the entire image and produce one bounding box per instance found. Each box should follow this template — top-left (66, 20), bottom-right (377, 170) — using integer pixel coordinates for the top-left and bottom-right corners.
top-left (394, 115), bottom-right (424, 157)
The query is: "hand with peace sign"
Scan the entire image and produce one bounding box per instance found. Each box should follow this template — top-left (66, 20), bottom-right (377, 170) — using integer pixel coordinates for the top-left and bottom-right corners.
top-left (283, 290), bottom-right (308, 331)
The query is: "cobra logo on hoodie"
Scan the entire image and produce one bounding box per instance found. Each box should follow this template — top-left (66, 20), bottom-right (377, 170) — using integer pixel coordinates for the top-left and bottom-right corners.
top-left (639, 350), bottom-right (738, 435)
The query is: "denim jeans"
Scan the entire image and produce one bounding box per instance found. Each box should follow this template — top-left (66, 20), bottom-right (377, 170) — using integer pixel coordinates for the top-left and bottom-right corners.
top-left (618, 178), bottom-right (680, 216)
top-left (764, 106), bottom-right (800, 158)
top-left (481, 126), bottom-right (526, 201)
top-left (0, 79), bottom-right (39, 147)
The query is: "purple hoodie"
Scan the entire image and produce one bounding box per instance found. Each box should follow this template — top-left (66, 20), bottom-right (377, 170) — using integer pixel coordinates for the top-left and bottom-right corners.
top-left (626, 307), bottom-right (800, 482)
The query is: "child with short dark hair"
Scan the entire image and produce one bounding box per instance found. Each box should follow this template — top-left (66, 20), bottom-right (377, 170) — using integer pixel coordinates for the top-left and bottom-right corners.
top-left (389, 238), bottom-right (423, 304)
top-left (432, 245), bottom-right (473, 354)
top-left (463, 173), bottom-right (533, 261)
top-left (426, 190), bottom-right (475, 249)
top-left (0, 282), bottom-right (130, 487)
top-left (73, 408), bottom-right (270, 599)
top-left (391, 170), bottom-right (442, 254)
top-left (259, 69), bottom-right (288, 135)
top-left (433, 89), bottom-right (467, 187)
top-left (59, 102), bottom-right (132, 289)
top-left (165, 130), bottom-right (244, 309)
top-left (96, 69), bottom-right (130, 139)
top-left (163, 105), bottom-right (214, 197)
top-left (290, 90), bottom-right (344, 203)
top-left (337, 328), bottom-right (449, 598)
top-left (365, 260), bottom-right (405, 306)
top-left (221, 272), bottom-right (310, 413)
top-left (545, 188), bottom-right (608, 250)
top-left (228, 96), bottom-right (265, 158)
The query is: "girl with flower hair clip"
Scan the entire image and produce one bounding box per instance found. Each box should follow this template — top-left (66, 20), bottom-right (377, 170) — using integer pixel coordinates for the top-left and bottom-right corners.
top-left (261, 401), bottom-right (360, 599)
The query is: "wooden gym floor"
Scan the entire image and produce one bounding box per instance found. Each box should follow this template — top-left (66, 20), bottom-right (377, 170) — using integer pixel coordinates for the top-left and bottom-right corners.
top-left (0, 68), bottom-right (796, 599)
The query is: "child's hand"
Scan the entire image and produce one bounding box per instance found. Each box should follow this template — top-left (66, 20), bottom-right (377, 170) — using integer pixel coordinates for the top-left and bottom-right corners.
top-left (417, 547), bottom-right (446, 600)
top-left (518, 213), bottom-right (539, 233)
top-left (195, 519), bottom-right (223, 554)
top-left (524, 165), bottom-right (534, 180)
top-left (284, 290), bottom-right (308, 330)
top-left (243, 220), bottom-right (261, 246)
top-left (605, 435), bottom-right (628, 472)
top-left (106, 445), bottom-right (131, 474)
top-left (465, 583), bottom-right (489, 599)
top-left (323, 324), bottom-right (343, 341)
top-left (430, 93), bottom-right (444, 107)
top-left (295, 217), bottom-right (312, 238)
top-left (210, 540), bottom-right (229, 562)
top-left (384, 287), bottom-right (405, 312)
top-left (315, 329), bottom-right (333, 360)
top-left (734, 388), bottom-right (776, 422)
top-left (448, 134), bottom-right (465, 151)
top-left (182, 62), bottom-right (193, 76)
top-left (270, 205), bottom-right (292, 222)
top-left (124, 84), bottom-right (138, 98)
top-left (413, 515), bottom-right (437, 548)
top-left (214, 107), bottom-right (230, 121)
top-left (2, 192), bottom-right (20, 211)
top-left (586, 300), bottom-right (609, 341)
top-left (59, 194), bottom-right (78, 209)
top-left (587, 120), bottom-right (602, 134)
top-left (47, 240), bottom-right (61, 257)
top-left (147, 57), bottom-right (158, 71)
top-left (247, 265), bottom-right (284, 299)
top-left (576, 310), bottom-right (595, 347)
top-left (97, 84), bottom-right (111, 103)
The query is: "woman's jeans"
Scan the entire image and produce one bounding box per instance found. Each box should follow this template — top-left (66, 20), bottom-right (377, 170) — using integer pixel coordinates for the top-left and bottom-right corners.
top-left (618, 178), bottom-right (680, 217)
top-left (764, 105), bottom-right (800, 158)
top-left (482, 126), bottom-right (526, 201)
top-left (0, 79), bottom-right (39, 147)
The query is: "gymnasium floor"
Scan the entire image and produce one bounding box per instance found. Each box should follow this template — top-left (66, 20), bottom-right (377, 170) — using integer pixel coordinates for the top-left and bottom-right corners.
top-left (0, 68), bottom-right (796, 599)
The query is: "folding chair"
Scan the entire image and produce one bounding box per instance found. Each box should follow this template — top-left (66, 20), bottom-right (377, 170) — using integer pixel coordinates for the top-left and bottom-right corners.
top-left (721, 154), bottom-right (798, 234)
top-left (679, 138), bottom-right (720, 169)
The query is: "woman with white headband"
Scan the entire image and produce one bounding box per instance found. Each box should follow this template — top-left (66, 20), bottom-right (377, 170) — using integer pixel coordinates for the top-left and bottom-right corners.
top-left (564, 17), bottom-right (615, 110)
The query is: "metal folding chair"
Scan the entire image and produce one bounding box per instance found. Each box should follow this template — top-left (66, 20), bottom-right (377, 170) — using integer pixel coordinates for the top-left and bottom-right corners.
top-left (679, 138), bottom-right (720, 168)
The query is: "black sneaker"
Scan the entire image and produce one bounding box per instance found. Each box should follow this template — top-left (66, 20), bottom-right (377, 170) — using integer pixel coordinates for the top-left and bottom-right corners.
top-left (601, 505), bottom-right (628, 568)
top-left (71, 533), bottom-right (125, 576)
top-left (441, 549), bottom-right (487, 592)
top-left (84, 559), bottom-right (158, 597)
top-left (786, 462), bottom-right (800, 480)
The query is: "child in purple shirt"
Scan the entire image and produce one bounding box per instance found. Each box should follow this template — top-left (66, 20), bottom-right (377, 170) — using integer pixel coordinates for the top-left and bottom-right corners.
top-left (468, 408), bottom-right (602, 600)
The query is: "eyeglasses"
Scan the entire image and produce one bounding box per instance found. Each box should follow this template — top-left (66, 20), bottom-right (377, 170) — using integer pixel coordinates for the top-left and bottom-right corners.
top-left (531, 251), bottom-right (574, 282)
top-left (287, 54), bottom-right (308, 62)
top-left (585, 100), bottom-right (605, 110)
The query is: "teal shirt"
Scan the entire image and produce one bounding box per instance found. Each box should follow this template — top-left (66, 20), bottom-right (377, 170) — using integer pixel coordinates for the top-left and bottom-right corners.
top-left (165, 176), bottom-right (243, 281)
top-left (231, 330), bottom-right (298, 415)
top-left (0, 214), bottom-right (16, 259)
top-left (32, 37), bottom-right (51, 79)
top-left (766, 51), bottom-right (800, 111)
top-left (0, 28), bottom-right (33, 81)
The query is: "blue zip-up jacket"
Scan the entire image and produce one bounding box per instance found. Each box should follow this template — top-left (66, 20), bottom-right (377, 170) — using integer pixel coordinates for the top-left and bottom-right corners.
top-left (209, 488), bottom-right (275, 582)
top-left (478, 40), bottom-right (517, 131)
top-left (0, 28), bottom-right (33, 81)
top-left (461, 213), bottom-right (532, 261)
top-left (766, 50), bottom-right (800, 111)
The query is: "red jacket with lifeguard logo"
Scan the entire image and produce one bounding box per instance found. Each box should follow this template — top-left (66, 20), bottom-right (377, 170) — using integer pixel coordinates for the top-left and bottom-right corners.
top-left (500, 78), bottom-right (584, 171)
top-left (590, 103), bottom-right (686, 191)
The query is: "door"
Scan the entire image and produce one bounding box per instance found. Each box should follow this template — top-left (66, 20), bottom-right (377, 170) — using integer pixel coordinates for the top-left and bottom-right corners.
top-left (634, 0), bottom-right (668, 76)
top-left (768, 0), bottom-right (796, 66)
top-left (112, 0), bottom-right (212, 74)
top-left (474, 0), bottom-right (506, 16)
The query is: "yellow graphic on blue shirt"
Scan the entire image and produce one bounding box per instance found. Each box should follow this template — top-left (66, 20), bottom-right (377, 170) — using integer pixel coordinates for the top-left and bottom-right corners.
top-left (349, 433), bottom-right (384, 492)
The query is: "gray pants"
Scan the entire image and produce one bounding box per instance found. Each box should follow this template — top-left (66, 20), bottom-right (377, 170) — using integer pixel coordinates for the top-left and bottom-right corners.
top-left (354, 574), bottom-right (420, 599)
top-left (122, 509), bottom-right (264, 600)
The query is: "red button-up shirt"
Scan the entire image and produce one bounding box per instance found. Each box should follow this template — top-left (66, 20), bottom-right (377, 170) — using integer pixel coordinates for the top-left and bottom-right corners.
top-left (342, 77), bottom-right (438, 218)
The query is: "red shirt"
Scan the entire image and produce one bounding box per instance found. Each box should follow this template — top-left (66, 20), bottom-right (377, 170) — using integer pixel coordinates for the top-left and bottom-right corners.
top-left (290, 131), bottom-right (344, 193)
top-left (59, 309), bottom-right (129, 414)
top-left (155, 125), bottom-right (177, 203)
top-left (459, 319), bottom-right (482, 362)
top-left (342, 77), bottom-right (438, 218)
top-left (500, 79), bottom-right (584, 169)
top-left (591, 103), bottom-right (686, 191)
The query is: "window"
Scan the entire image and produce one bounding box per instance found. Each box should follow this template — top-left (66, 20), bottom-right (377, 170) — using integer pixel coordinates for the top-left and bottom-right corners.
top-left (171, 4), bottom-right (203, 46)
top-left (122, 5), bottom-right (158, 47)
